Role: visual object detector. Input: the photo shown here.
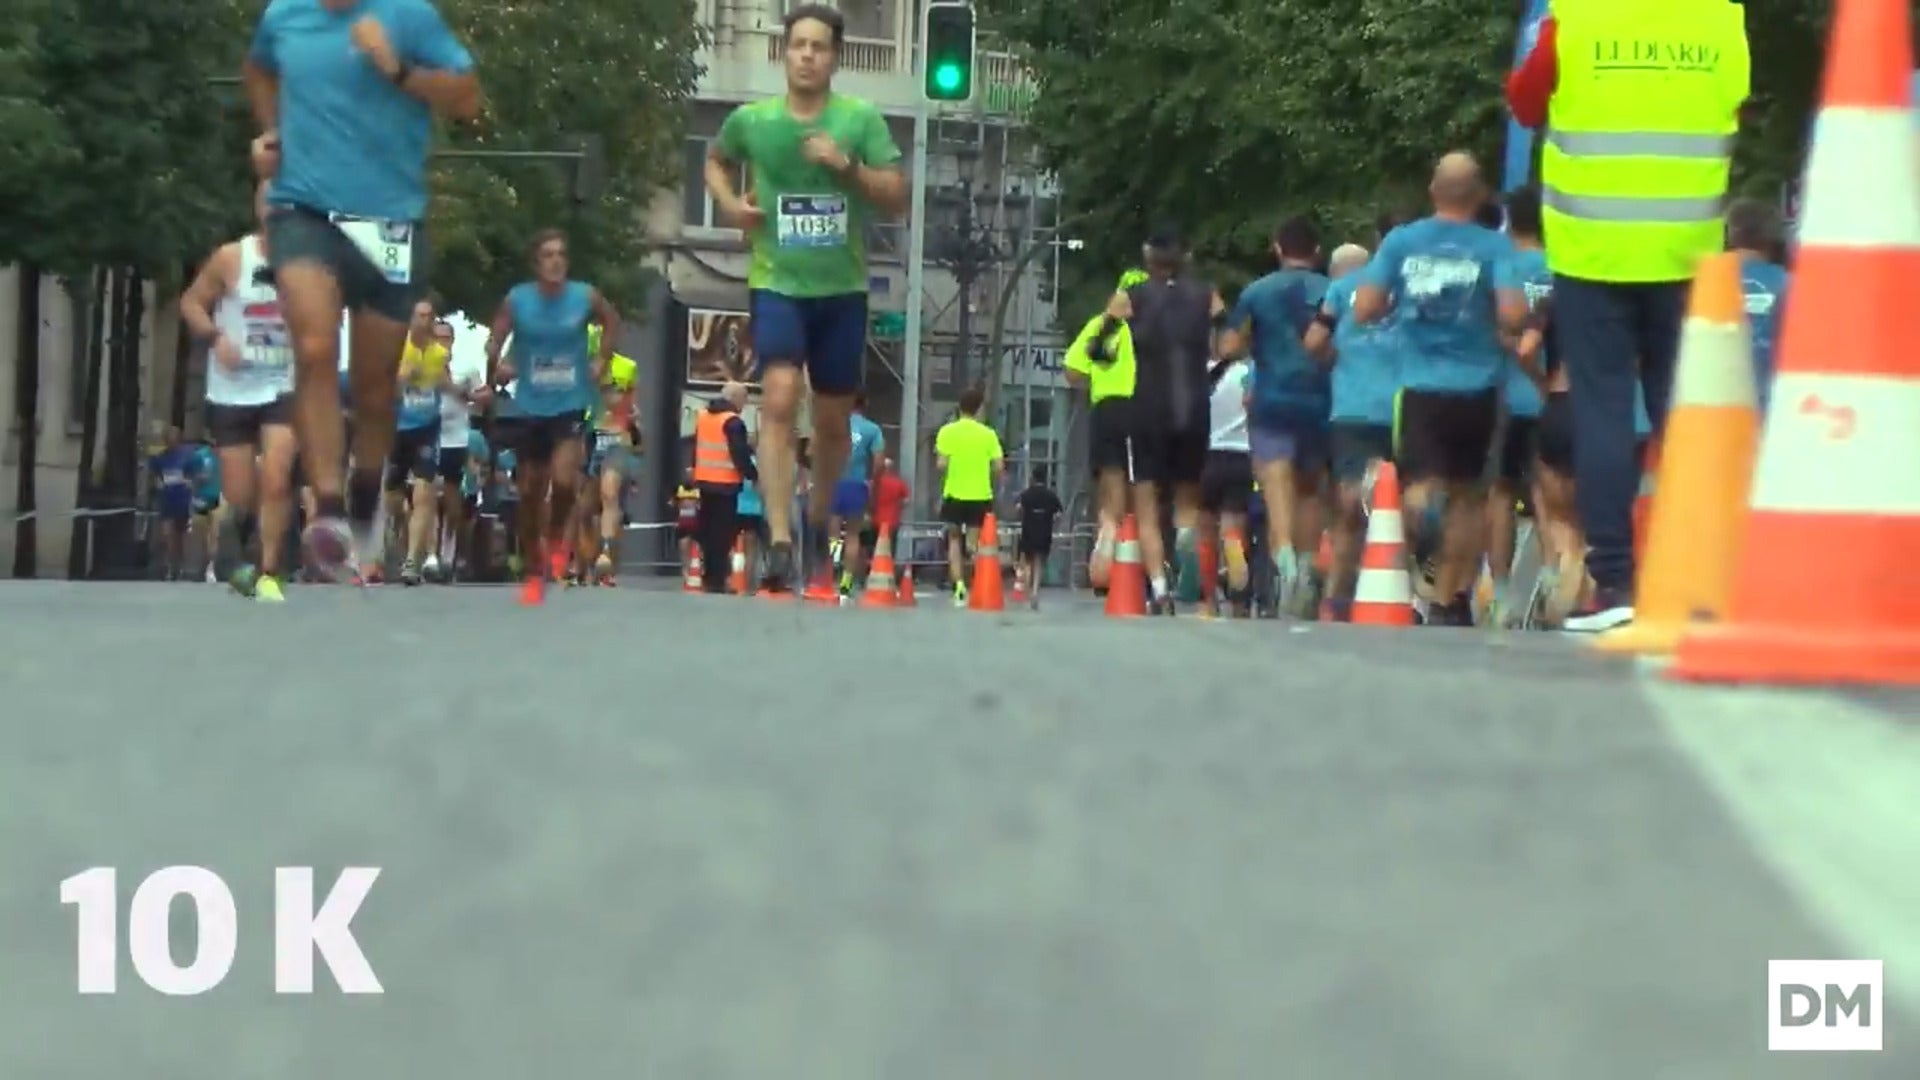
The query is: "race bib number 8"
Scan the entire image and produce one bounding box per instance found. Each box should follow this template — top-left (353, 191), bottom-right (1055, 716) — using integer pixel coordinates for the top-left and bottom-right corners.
top-left (776, 194), bottom-right (849, 250)
top-left (334, 217), bottom-right (414, 285)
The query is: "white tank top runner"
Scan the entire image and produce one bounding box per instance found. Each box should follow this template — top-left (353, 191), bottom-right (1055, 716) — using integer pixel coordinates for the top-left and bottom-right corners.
top-left (1207, 359), bottom-right (1250, 453)
top-left (207, 236), bottom-right (294, 407)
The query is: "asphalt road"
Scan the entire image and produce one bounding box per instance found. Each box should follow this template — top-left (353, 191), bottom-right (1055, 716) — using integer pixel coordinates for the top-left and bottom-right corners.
top-left (1, 580), bottom-right (1916, 1080)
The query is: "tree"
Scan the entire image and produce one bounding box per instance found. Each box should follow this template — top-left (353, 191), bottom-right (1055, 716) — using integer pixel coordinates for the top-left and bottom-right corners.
top-left (989, 0), bottom-right (1824, 316)
top-left (426, 0), bottom-right (707, 318)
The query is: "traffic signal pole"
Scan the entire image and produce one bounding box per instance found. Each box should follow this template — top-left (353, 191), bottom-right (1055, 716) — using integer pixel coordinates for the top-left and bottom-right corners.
top-left (901, 96), bottom-right (930, 513)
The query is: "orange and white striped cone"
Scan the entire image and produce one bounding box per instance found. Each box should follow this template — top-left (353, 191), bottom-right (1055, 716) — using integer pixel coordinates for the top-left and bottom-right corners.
top-left (1351, 462), bottom-right (1413, 627)
top-left (1104, 514), bottom-right (1147, 618)
top-left (1673, 0), bottom-right (1920, 686)
top-left (728, 537), bottom-right (748, 594)
top-left (683, 549), bottom-right (703, 593)
top-left (1598, 254), bottom-right (1760, 655)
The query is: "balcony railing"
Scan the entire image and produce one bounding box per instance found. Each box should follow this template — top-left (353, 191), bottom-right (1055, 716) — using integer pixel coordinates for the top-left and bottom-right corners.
top-left (763, 30), bottom-right (900, 74)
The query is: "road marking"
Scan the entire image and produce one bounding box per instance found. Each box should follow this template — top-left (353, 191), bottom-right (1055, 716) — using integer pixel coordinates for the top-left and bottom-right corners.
top-left (1645, 679), bottom-right (1920, 1013)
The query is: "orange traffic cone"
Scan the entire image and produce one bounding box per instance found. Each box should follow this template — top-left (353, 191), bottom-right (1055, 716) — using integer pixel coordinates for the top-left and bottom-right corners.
top-left (1351, 462), bottom-right (1413, 626)
top-left (897, 564), bottom-right (917, 607)
top-left (728, 537), bottom-right (748, 595)
top-left (683, 548), bottom-right (703, 593)
top-left (1598, 254), bottom-right (1759, 655)
top-left (968, 513), bottom-right (1006, 611)
top-left (1673, 0), bottom-right (1920, 686)
top-left (861, 529), bottom-right (898, 608)
top-left (1104, 514), bottom-right (1147, 617)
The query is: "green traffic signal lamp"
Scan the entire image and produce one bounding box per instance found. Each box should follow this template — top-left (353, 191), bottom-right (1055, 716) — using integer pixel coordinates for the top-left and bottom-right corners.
top-left (922, 1), bottom-right (976, 103)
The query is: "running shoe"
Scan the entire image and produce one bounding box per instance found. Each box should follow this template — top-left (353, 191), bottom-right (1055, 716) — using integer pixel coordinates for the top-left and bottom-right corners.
top-left (399, 557), bottom-right (423, 586)
top-left (301, 516), bottom-right (357, 583)
top-left (758, 541), bottom-right (796, 597)
top-left (951, 582), bottom-right (968, 609)
top-left (228, 563), bottom-right (260, 599)
top-left (254, 575), bottom-right (286, 603)
top-left (593, 553), bottom-right (616, 587)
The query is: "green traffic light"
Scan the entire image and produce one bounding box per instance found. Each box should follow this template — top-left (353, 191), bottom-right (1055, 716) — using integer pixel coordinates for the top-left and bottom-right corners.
top-left (932, 63), bottom-right (964, 94)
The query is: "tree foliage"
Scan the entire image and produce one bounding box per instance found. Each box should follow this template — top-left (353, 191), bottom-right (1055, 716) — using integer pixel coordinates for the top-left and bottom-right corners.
top-left (426, 0), bottom-right (707, 318)
top-left (2, 0), bottom-right (242, 277)
top-left (988, 0), bottom-right (1826, 311)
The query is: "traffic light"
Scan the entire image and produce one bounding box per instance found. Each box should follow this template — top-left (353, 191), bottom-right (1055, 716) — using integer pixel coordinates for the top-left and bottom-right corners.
top-left (922, 1), bottom-right (975, 103)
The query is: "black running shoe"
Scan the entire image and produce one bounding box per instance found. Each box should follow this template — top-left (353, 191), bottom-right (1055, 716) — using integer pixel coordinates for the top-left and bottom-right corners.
top-left (760, 541), bottom-right (795, 594)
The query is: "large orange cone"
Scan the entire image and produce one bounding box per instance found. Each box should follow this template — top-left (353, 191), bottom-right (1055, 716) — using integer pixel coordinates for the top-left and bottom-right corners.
top-left (1673, 0), bottom-right (1920, 686)
top-left (861, 529), bottom-right (898, 608)
top-left (683, 548), bottom-right (703, 593)
top-left (968, 513), bottom-right (1006, 611)
top-left (1598, 255), bottom-right (1760, 654)
top-left (1104, 514), bottom-right (1148, 617)
top-left (1351, 462), bottom-right (1413, 626)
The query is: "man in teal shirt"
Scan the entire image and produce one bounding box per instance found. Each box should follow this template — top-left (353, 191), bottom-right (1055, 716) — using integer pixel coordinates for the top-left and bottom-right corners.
top-left (832, 392), bottom-right (885, 595)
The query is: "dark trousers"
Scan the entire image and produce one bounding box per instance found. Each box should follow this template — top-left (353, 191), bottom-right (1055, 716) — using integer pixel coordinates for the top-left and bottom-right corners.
top-left (696, 483), bottom-right (740, 593)
top-left (1553, 275), bottom-right (1687, 592)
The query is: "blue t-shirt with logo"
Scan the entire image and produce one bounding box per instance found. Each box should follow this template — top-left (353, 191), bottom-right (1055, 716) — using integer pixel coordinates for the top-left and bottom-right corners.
top-left (1739, 253), bottom-right (1790, 410)
top-left (189, 444), bottom-right (221, 503)
top-left (249, 0), bottom-right (474, 222)
top-left (507, 281), bottom-right (594, 417)
top-left (842, 413), bottom-right (884, 483)
top-left (1362, 218), bottom-right (1514, 394)
top-left (1227, 267), bottom-right (1330, 425)
top-left (1493, 246), bottom-right (1551, 419)
top-left (1321, 275), bottom-right (1400, 426)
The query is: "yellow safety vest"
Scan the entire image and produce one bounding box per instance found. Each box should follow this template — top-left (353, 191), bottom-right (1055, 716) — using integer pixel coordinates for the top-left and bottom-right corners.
top-left (1540, 1), bottom-right (1748, 282)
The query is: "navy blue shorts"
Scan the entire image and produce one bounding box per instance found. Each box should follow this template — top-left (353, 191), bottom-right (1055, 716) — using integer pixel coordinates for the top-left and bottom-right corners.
top-left (748, 290), bottom-right (866, 395)
top-left (829, 479), bottom-right (869, 519)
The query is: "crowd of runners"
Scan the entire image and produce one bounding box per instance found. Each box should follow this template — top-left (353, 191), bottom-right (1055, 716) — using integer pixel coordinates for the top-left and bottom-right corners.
top-left (176, 0), bottom-right (1781, 632)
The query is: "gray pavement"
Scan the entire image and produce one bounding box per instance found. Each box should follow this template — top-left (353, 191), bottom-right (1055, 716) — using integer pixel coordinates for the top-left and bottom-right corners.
top-left (1, 580), bottom-right (1916, 1079)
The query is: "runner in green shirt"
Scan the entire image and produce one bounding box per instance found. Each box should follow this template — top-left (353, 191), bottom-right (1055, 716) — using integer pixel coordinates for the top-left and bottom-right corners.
top-left (935, 387), bottom-right (1006, 607)
top-left (704, 3), bottom-right (906, 600)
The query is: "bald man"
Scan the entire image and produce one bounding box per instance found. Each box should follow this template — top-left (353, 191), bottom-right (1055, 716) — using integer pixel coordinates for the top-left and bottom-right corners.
top-left (1352, 152), bottom-right (1529, 628)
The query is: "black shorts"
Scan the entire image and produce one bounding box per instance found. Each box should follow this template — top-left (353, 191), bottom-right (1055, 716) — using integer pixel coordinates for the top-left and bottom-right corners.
top-left (1016, 522), bottom-right (1054, 559)
top-left (387, 425), bottom-right (439, 488)
top-left (1198, 450), bottom-right (1253, 513)
top-left (1537, 392), bottom-right (1574, 475)
top-left (1126, 426), bottom-right (1208, 488)
top-left (1396, 388), bottom-right (1499, 486)
top-left (1327, 422), bottom-right (1394, 485)
top-left (437, 445), bottom-right (469, 486)
top-left (205, 396), bottom-right (293, 448)
top-left (941, 498), bottom-right (992, 530)
top-left (1498, 416), bottom-right (1539, 487)
top-left (1088, 398), bottom-right (1133, 478)
top-left (499, 414), bottom-right (587, 464)
top-left (737, 514), bottom-right (768, 544)
top-left (264, 205), bottom-right (428, 323)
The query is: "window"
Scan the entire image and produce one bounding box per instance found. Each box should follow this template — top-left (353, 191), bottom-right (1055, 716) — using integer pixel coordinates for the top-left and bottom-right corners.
top-left (1026, 396), bottom-right (1053, 433)
top-left (786, 0), bottom-right (893, 40)
top-left (682, 137), bottom-right (745, 231)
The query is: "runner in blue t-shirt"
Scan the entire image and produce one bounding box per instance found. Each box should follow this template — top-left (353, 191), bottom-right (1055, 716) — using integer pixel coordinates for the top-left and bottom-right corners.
top-left (1354, 153), bottom-right (1528, 627)
top-left (832, 394), bottom-right (885, 595)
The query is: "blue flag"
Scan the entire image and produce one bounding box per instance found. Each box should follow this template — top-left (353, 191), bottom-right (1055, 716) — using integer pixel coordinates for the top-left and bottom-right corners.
top-left (1502, 0), bottom-right (1552, 192)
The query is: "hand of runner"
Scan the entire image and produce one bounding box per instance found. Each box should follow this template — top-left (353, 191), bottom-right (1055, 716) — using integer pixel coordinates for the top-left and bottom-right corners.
top-left (800, 132), bottom-right (850, 172)
top-left (349, 17), bottom-right (402, 79)
top-left (213, 332), bottom-right (243, 371)
top-left (494, 361), bottom-right (516, 383)
top-left (723, 193), bottom-right (765, 231)
top-left (250, 130), bottom-right (280, 179)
